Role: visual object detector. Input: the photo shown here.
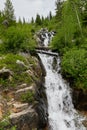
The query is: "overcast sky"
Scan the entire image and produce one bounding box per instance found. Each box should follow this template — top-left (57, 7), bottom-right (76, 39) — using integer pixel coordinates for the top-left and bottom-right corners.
top-left (0, 0), bottom-right (56, 21)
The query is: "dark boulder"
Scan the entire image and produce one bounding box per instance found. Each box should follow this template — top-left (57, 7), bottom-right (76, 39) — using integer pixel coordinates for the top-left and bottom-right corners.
top-left (72, 88), bottom-right (87, 111)
top-left (35, 80), bottom-right (48, 129)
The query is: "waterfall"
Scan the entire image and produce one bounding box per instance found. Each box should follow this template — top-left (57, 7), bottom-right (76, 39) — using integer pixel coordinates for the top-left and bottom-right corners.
top-left (37, 29), bottom-right (86, 130)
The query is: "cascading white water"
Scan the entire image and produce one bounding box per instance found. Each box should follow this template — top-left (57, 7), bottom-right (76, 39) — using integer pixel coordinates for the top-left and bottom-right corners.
top-left (38, 31), bottom-right (86, 130)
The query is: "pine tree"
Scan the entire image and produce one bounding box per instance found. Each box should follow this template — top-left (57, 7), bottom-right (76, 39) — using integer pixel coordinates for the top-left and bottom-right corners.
top-left (49, 11), bottom-right (52, 20)
top-left (55, 0), bottom-right (63, 21)
top-left (31, 17), bottom-right (34, 23)
top-left (0, 11), bottom-right (1, 17)
top-left (35, 14), bottom-right (42, 25)
top-left (18, 17), bottom-right (22, 24)
top-left (42, 16), bottom-right (44, 22)
top-left (23, 17), bottom-right (25, 24)
top-left (4, 0), bottom-right (15, 22)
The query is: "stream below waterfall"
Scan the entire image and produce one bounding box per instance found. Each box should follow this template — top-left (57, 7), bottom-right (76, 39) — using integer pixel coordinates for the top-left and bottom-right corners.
top-left (38, 30), bottom-right (86, 130)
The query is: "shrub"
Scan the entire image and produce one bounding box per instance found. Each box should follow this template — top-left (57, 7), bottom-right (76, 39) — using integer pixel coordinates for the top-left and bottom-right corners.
top-left (61, 48), bottom-right (87, 89)
top-left (4, 26), bottom-right (27, 51)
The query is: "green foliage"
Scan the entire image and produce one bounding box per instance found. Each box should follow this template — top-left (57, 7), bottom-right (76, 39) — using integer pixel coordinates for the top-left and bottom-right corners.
top-left (23, 17), bottom-right (25, 24)
top-left (21, 91), bottom-right (34, 103)
top-left (18, 17), bottom-right (22, 24)
top-left (0, 0), bottom-right (86, 92)
top-left (0, 119), bottom-right (9, 130)
top-left (4, 26), bottom-right (27, 51)
top-left (51, 0), bottom-right (83, 52)
top-left (0, 53), bottom-right (27, 69)
top-left (49, 11), bottom-right (52, 20)
top-left (2, 24), bottom-right (36, 52)
top-left (31, 17), bottom-right (34, 24)
top-left (35, 14), bottom-right (42, 25)
top-left (0, 11), bottom-right (4, 23)
top-left (50, 0), bottom-right (87, 91)
top-left (81, 0), bottom-right (87, 26)
top-left (61, 48), bottom-right (87, 89)
top-left (0, 117), bottom-right (16, 130)
top-left (4, 0), bottom-right (15, 22)
top-left (55, 0), bottom-right (63, 22)
top-left (0, 53), bottom-right (33, 88)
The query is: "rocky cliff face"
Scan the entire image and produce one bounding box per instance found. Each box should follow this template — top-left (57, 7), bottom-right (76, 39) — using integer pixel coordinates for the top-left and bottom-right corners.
top-left (72, 88), bottom-right (87, 111)
top-left (72, 88), bottom-right (87, 128)
top-left (0, 52), bottom-right (48, 130)
top-left (35, 80), bottom-right (48, 129)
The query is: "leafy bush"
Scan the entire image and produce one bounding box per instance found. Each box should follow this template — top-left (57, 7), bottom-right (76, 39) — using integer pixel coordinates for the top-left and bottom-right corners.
top-left (61, 48), bottom-right (87, 89)
top-left (4, 26), bottom-right (28, 51)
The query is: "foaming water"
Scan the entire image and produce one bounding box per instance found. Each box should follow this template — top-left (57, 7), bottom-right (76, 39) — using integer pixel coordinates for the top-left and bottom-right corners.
top-left (38, 31), bottom-right (86, 130)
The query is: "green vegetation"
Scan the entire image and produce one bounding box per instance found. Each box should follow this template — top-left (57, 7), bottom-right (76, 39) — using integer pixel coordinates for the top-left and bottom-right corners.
top-left (0, 0), bottom-right (86, 102)
top-left (4, 0), bottom-right (15, 23)
top-left (21, 91), bottom-right (34, 103)
top-left (0, 23), bottom-right (37, 53)
top-left (0, 0), bottom-right (55, 91)
top-left (50, 0), bottom-right (87, 90)
top-left (3, 25), bottom-right (36, 52)
top-left (35, 14), bottom-right (42, 25)
top-left (61, 48), bottom-right (87, 89)
top-left (0, 53), bottom-right (33, 88)
top-left (0, 0), bottom-right (87, 129)
top-left (0, 117), bottom-right (16, 130)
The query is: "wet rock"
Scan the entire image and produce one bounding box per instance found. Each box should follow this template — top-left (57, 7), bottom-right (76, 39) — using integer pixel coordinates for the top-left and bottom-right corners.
top-left (64, 120), bottom-right (71, 128)
top-left (52, 57), bottom-right (57, 70)
top-left (59, 86), bottom-right (62, 90)
top-left (35, 81), bottom-right (48, 129)
top-left (43, 126), bottom-right (49, 130)
top-left (35, 28), bottom-right (54, 47)
top-left (36, 37), bottom-right (42, 44)
top-left (72, 88), bottom-right (87, 111)
top-left (48, 32), bottom-right (51, 37)
top-left (83, 119), bottom-right (87, 128)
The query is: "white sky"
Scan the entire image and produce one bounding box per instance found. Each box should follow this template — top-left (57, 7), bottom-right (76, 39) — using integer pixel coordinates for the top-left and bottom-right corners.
top-left (0, 0), bottom-right (56, 21)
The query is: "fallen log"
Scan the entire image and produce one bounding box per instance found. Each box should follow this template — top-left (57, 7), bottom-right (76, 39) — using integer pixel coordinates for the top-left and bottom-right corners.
top-left (36, 50), bottom-right (58, 57)
top-left (35, 46), bottom-right (50, 51)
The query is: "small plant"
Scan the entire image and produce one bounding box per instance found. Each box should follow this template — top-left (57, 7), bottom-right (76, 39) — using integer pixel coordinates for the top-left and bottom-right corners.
top-left (21, 91), bottom-right (34, 103)
top-left (0, 117), bottom-right (16, 130)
